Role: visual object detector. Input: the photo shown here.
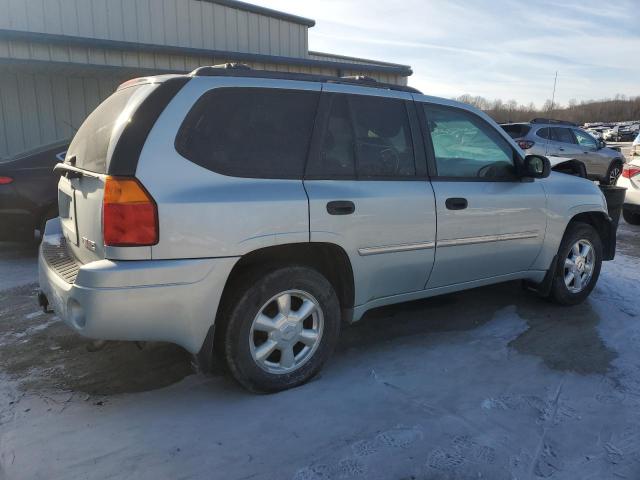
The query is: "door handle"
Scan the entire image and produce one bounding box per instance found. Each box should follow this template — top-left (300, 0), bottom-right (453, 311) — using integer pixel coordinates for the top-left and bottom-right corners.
top-left (558, 147), bottom-right (565, 151)
top-left (327, 200), bottom-right (355, 215)
top-left (445, 197), bottom-right (468, 210)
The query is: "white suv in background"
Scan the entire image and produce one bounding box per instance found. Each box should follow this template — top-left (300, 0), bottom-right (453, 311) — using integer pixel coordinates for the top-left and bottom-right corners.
top-left (618, 132), bottom-right (640, 225)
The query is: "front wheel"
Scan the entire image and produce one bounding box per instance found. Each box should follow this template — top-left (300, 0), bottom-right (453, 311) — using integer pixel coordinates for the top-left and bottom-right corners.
top-left (219, 266), bottom-right (341, 393)
top-left (549, 222), bottom-right (602, 305)
top-left (604, 161), bottom-right (623, 185)
top-left (623, 208), bottom-right (640, 225)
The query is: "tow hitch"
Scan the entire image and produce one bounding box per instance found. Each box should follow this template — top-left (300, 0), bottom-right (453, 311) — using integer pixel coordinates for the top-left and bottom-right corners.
top-left (38, 291), bottom-right (53, 314)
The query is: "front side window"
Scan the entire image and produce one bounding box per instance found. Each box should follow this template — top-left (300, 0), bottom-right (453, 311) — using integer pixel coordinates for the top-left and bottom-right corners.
top-left (423, 104), bottom-right (515, 179)
top-left (573, 129), bottom-right (597, 149)
top-left (175, 87), bottom-right (319, 179)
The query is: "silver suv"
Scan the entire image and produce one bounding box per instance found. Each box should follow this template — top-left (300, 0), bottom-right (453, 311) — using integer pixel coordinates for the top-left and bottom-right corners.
top-left (502, 119), bottom-right (626, 185)
top-left (39, 66), bottom-right (617, 392)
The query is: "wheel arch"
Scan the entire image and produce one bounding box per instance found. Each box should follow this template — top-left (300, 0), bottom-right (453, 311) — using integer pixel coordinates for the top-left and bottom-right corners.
top-left (197, 242), bottom-right (355, 371)
top-left (567, 211), bottom-right (615, 260)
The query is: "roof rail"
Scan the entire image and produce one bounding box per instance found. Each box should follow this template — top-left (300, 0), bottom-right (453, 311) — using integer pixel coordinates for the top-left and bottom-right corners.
top-left (189, 63), bottom-right (422, 94)
top-left (530, 118), bottom-right (578, 126)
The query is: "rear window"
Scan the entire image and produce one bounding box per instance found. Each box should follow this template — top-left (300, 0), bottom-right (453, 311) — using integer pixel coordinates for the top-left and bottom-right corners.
top-left (501, 124), bottom-right (531, 139)
top-left (175, 87), bottom-right (320, 179)
top-left (66, 85), bottom-right (151, 173)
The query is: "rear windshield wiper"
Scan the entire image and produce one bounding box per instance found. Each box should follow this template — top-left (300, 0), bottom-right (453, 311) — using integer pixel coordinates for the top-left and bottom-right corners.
top-left (53, 162), bottom-right (100, 179)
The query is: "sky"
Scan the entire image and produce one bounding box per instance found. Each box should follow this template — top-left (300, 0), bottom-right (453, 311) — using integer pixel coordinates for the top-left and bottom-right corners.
top-left (254, 0), bottom-right (639, 108)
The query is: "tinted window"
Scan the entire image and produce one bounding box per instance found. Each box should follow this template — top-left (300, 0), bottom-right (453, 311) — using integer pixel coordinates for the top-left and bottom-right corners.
top-left (307, 94), bottom-right (415, 179)
top-left (176, 88), bottom-right (319, 179)
top-left (535, 127), bottom-right (552, 140)
top-left (501, 124), bottom-right (531, 139)
top-left (67, 85), bottom-right (148, 173)
top-left (573, 129), bottom-right (597, 148)
top-left (423, 104), bottom-right (515, 179)
top-left (350, 95), bottom-right (415, 178)
top-left (313, 95), bottom-right (356, 178)
top-left (551, 127), bottom-right (576, 144)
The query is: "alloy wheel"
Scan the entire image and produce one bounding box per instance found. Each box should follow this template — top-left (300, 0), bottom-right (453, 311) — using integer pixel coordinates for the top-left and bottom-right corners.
top-left (563, 239), bottom-right (595, 293)
top-left (249, 290), bottom-right (324, 374)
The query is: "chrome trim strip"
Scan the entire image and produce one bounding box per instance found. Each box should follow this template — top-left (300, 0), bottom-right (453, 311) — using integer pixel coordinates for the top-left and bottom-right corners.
top-left (358, 241), bottom-right (436, 256)
top-left (437, 231), bottom-right (539, 248)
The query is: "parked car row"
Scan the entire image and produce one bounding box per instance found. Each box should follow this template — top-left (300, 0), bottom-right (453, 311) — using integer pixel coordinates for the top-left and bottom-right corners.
top-left (501, 118), bottom-right (626, 184)
top-left (35, 66), bottom-right (617, 393)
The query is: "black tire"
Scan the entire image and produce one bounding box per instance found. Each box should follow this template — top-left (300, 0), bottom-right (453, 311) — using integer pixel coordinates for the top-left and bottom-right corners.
top-left (218, 265), bottom-right (341, 393)
top-left (623, 208), bottom-right (640, 225)
top-left (549, 222), bottom-right (602, 306)
top-left (603, 160), bottom-right (623, 185)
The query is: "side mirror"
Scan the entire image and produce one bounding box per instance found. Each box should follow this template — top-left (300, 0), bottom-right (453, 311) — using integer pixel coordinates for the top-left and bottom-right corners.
top-left (522, 155), bottom-right (551, 179)
top-left (598, 139), bottom-right (606, 149)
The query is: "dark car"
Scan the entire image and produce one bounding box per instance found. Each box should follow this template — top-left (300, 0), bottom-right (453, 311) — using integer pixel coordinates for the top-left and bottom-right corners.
top-left (0, 140), bottom-right (68, 242)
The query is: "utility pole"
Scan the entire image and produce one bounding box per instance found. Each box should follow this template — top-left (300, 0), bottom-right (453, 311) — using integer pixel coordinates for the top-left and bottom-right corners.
top-left (550, 71), bottom-right (558, 112)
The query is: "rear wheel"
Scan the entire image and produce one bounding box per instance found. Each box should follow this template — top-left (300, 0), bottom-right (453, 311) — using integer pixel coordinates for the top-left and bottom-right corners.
top-left (549, 222), bottom-right (602, 305)
top-left (623, 208), bottom-right (640, 225)
top-left (219, 266), bottom-right (341, 393)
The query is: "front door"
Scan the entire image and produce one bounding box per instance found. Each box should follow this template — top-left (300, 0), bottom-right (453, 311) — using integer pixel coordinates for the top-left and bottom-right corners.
top-left (416, 100), bottom-right (547, 288)
top-left (304, 86), bottom-right (436, 306)
top-left (572, 128), bottom-right (608, 178)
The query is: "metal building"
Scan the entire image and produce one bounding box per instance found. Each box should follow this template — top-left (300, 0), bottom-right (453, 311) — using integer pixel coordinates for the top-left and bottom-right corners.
top-left (0, 0), bottom-right (413, 159)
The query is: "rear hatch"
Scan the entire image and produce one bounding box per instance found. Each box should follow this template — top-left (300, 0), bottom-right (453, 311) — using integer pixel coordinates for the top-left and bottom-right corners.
top-left (57, 81), bottom-right (167, 264)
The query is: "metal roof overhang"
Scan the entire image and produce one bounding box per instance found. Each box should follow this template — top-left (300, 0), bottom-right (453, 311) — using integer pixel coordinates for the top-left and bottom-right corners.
top-left (0, 29), bottom-right (413, 77)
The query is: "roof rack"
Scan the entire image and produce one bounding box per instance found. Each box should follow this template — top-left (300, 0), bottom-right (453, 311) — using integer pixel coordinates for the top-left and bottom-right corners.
top-left (530, 118), bottom-right (577, 126)
top-left (189, 63), bottom-right (422, 94)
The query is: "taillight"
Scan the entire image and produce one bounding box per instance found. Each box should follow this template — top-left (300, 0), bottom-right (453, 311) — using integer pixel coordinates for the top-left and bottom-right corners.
top-left (622, 164), bottom-right (640, 179)
top-left (0, 176), bottom-right (13, 184)
top-left (103, 176), bottom-right (158, 246)
top-left (517, 140), bottom-right (535, 150)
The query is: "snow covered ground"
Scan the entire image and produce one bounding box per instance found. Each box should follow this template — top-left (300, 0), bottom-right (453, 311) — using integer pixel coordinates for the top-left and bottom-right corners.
top-left (0, 221), bottom-right (639, 480)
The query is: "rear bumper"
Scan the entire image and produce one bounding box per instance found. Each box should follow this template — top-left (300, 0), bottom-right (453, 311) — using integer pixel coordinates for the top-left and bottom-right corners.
top-left (38, 218), bottom-right (238, 353)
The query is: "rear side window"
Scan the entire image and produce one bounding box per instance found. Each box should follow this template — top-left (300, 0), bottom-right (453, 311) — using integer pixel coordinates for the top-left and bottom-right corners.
top-left (67, 85), bottom-right (149, 173)
top-left (175, 88), bottom-right (319, 179)
top-left (551, 127), bottom-right (576, 144)
top-left (501, 124), bottom-right (531, 139)
top-left (350, 95), bottom-right (415, 178)
top-left (306, 93), bottom-right (416, 179)
top-left (535, 127), bottom-right (552, 140)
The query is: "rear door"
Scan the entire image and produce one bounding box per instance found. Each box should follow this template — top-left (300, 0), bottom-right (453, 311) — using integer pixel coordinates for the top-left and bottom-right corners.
top-left (549, 127), bottom-right (582, 159)
top-left (572, 128), bottom-right (608, 177)
top-left (304, 85), bottom-right (436, 306)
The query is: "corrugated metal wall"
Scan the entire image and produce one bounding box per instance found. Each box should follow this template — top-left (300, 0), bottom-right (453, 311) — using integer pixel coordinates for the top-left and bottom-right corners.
top-left (0, 1), bottom-right (409, 158)
top-left (0, 0), bottom-right (308, 58)
top-left (0, 69), bottom-right (126, 159)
